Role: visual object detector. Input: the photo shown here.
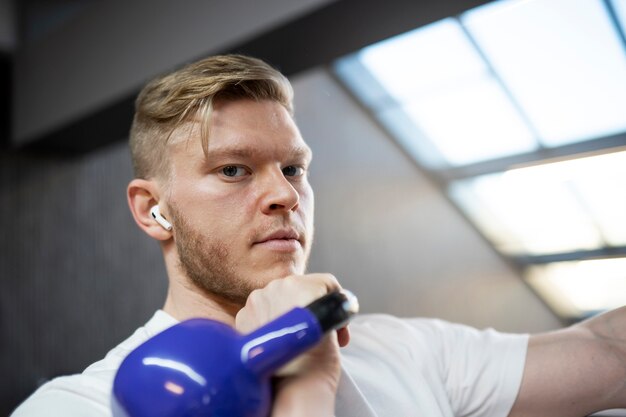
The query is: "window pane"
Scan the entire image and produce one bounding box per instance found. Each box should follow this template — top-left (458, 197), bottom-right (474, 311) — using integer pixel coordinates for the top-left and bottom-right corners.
top-left (359, 18), bottom-right (487, 102)
top-left (402, 75), bottom-right (537, 166)
top-left (447, 151), bottom-right (626, 255)
top-left (557, 151), bottom-right (626, 246)
top-left (357, 17), bottom-right (538, 166)
top-left (526, 258), bottom-right (626, 318)
top-left (449, 174), bottom-right (602, 255)
top-left (462, 0), bottom-right (626, 146)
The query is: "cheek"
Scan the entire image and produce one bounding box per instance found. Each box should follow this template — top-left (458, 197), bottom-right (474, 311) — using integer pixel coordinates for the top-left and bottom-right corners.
top-left (202, 188), bottom-right (259, 232)
top-left (170, 183), bottom-right (249, 233)
top-left (299, 186), bottom-right (315, 222)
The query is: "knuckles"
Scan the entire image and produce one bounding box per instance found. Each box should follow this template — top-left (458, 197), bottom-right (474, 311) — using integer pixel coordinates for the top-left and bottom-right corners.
top-left (236, 273), bottom-right (343, 333)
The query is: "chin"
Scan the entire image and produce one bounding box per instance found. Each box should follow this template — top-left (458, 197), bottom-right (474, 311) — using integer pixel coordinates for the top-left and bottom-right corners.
top-left (256, 263), bottom-right (304, 285)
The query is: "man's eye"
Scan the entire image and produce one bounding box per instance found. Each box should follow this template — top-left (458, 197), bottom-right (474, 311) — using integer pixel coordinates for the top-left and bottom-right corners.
top-left (221, 166), bottom-right (247, 177)
top-left (282, 166), bottom-right (305, 177)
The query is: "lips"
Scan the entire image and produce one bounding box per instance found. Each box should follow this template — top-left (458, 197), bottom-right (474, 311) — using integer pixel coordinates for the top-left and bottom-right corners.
top-left (253, 228), bottom-right (303, 251)
top-left (257, 229), bottom-right (299, 242)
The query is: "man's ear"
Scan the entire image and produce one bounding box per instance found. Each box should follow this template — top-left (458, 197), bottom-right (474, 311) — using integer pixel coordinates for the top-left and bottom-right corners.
top-left (127, 178), bottom-right (173, 241)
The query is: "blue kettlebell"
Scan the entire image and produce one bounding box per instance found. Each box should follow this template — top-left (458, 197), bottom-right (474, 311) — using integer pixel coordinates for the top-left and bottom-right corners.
top-left (113, 290), bottom-right (358, 417)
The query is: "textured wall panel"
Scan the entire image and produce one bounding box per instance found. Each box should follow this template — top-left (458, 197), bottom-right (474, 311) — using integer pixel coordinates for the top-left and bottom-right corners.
top-left (0, 142), bottom-right (167, 413)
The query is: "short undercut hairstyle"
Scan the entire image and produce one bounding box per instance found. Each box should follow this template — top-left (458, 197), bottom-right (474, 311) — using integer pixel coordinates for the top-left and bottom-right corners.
top-left (129, 54), bottom-right (294, 180)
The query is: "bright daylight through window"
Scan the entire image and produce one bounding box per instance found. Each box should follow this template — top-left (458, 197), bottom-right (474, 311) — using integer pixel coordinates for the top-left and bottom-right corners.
top-left (334, 0), bottom-right (626, 322)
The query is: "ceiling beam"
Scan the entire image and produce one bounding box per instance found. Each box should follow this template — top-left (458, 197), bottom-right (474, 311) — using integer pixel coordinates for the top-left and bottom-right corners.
top-left (16, 0), bottom-right (489, 154)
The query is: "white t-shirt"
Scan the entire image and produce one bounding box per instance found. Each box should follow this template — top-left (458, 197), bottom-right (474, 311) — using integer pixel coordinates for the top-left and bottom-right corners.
top-left (11, 311), bottom-right (528, 417)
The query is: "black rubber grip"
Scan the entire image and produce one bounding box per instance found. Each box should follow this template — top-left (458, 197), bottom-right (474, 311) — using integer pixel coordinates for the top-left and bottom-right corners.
top-left (306, 291), bottom-right (355, 333)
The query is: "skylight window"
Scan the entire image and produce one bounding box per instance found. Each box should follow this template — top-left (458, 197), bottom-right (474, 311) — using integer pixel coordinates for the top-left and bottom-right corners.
top-left (526, 258), bottom-right (626, 319)
top-left (449, 150), bottom-right (626, 256)
top-left (401, 76), bottom-right (536, 166)
top-left (359, 18), bottom-right (487, 102)
top-left (356, 18), bottom-right (538, 166)
top-left (333, 0), bottom-right (626, 320)
top-left (462, 0), bottom-right (626, 146)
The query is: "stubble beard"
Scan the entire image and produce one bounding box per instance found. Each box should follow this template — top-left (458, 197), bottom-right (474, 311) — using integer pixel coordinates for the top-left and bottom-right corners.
top-left (169, 203), bottom-right (255, 305)
top-left (168, 203), bottom-right (311, 306)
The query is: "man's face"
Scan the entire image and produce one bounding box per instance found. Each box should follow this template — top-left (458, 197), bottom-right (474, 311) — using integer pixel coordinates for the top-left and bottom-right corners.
top-left (164, 99), bottom-right (314, 305)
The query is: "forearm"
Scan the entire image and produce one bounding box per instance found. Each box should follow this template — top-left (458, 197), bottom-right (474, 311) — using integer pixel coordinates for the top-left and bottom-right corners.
top-left (510, 306), bottom-right (626, 417)
top-left (271, 375), bottom-right (337, 417)
top-left (235, 275), bottom-right (344, 417)
top-left (576, 305), bottom-right (626, 407)
top-left (578, 305), bottom-right (626, 347)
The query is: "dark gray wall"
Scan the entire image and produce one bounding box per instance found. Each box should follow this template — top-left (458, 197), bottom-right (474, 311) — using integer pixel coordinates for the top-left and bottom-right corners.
top-left (0, 0), bottom-right (15, 51)
top-left (0, 142), bottom-right (167, 413)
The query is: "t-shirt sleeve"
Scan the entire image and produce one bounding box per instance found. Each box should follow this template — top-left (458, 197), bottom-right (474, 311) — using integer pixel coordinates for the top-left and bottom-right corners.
top-left (406, 318), bottom-right (529, 417)
top-left (10, 375), bottom-right (113, 417)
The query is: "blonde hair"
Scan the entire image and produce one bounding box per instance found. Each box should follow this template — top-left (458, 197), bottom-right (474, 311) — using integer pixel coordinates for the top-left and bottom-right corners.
top-left (129, 54), bottom-right (294, 179)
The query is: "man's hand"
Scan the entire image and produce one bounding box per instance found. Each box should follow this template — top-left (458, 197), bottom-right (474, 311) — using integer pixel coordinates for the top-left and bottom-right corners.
top-left (235, 273), bottom-right (349, 417)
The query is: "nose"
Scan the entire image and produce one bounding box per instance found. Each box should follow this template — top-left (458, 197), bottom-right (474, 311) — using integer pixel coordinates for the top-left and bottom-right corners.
top-left (259, 168), bottom-right (300, 214)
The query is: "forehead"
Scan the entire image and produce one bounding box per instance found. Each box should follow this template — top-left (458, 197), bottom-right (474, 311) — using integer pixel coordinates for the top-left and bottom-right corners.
top-left (170, 99), bottom-right (311, 161)
top-left (211, 98), bottom-right (291, 130)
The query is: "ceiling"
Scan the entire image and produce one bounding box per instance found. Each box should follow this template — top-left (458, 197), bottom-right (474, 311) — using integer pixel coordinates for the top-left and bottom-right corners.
top-left (4, 0), bottom-right (490, 152)
top-left (3, 0), bottom-right (623, 321)
top-left (333, 0), bottom-right (626, 319)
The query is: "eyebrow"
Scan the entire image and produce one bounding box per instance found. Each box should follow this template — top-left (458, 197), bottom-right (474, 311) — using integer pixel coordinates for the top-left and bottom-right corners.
top-left (206, 145), bottom-right (312, 162)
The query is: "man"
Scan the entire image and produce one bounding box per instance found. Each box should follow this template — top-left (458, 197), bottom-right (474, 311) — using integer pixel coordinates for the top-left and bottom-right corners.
top-left (12, 54), bottom-right (626, 416)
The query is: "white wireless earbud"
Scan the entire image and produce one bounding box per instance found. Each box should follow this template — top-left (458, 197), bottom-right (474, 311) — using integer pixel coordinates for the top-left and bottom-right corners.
top-left (150, 205), bottom-right (172, 231)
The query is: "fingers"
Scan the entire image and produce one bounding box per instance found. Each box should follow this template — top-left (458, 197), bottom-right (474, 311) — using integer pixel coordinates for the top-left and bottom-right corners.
top-left (235, 273), bottom-right (349, 386)
top-left (235, 273), bottom-right (342, 335)
top-left (275, 329), bottom-right (341, 378)
top-left (337, 326), bottom-right (351, 348)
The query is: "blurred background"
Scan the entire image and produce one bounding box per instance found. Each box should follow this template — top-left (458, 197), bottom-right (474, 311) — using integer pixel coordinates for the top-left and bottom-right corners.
top-left (1, 0), bottom-right (625, 413)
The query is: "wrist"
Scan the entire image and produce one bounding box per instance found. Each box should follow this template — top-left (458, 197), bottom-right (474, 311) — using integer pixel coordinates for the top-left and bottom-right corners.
top-left (271, 374), bottom-right (338, 417)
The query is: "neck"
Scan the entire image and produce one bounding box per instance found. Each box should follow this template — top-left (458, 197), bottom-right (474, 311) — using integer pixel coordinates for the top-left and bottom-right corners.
top-left (163, 277), bottom-right (242, 325)
top-left (161, 243), bottom-right (242, 324)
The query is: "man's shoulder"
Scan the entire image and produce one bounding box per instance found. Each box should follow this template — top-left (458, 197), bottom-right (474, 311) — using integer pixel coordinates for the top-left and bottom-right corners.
top-left (344, 313), bottom-right (449, 361)
top-left (350, 313), bottom-right (523, 339)
top-left (11, 338), bottom-right (140, 417)
top-left (11, 311), bottom-right (175, 417)
top-left (349, 313), bottom-right (458, 338)
top-left (78, 311), bottom-right (174, 382)
top-left (346, 313), bottom-right (527, 360)
top-left (11, 373), bottom-right (113, 417)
